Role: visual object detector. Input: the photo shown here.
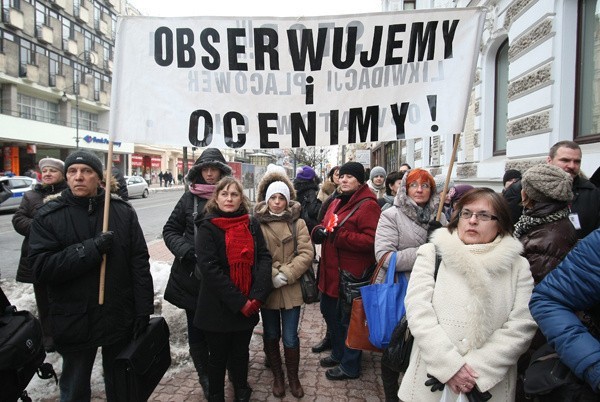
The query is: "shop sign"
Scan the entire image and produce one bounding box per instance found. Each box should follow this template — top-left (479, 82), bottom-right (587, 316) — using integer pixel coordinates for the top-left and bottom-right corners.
top-left (151, 156), bottom-right (161, 168)
top-left (131, 154), bottom-right (143, 167)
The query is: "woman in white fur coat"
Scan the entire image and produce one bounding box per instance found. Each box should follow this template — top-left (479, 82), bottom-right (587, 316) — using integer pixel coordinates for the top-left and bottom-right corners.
top-left (399, 188), bottom-right (537, 402)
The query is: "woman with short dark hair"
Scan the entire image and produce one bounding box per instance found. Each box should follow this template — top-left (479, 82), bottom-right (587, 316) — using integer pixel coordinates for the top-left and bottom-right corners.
top-left (399, 188), bottom-right (537, 401)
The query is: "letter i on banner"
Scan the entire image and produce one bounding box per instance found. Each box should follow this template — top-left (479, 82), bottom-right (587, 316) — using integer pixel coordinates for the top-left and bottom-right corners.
top-left (99, 141), bottom-right (114, 305)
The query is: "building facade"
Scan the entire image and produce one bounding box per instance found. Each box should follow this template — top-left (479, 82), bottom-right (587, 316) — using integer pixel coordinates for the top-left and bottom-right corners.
top-left (375, 0), bottom-right (600, 190)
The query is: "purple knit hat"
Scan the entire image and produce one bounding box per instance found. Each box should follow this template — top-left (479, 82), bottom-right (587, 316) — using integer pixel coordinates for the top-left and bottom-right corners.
top-left (296, 166), bottom-right (316, 181)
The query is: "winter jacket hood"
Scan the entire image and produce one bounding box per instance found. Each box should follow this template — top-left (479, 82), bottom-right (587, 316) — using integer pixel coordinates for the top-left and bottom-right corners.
top-left (257, 171), bottom-right (296, 203)
top-left (186, 148), bottom-right (232, 184)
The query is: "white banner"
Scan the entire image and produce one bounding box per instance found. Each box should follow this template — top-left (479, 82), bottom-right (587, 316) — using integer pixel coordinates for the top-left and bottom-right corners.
top-left (110, 9), bottom-right (485, 149)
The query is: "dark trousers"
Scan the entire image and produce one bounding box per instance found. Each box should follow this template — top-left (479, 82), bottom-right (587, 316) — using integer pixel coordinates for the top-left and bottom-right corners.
top-left (204, 328), bottom-right (253, 396)
top-left (59, 337), bottom-right (129, 402)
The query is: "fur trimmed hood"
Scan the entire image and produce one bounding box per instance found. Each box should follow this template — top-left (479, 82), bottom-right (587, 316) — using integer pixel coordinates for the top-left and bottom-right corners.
top-left (257, 171), bottom-right (296, 202)
top-left (430, 228), bottom-right (525, 348)
top-left (253, 200), bottom-right (302, 223)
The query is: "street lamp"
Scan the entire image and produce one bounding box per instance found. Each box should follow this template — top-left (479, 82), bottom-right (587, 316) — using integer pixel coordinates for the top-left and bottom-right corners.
top-left (61, 88), bottom-right (80, 149)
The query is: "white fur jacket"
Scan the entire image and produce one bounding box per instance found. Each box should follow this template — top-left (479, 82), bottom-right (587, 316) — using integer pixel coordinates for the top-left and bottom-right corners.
top-left (398, 229), bottom-right (537, 402)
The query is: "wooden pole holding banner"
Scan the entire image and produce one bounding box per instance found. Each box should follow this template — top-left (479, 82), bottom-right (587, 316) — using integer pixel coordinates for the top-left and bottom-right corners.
top-left (99, 140), bottom-right (114, 305)
top-left (435, 133), bottom-right (461, 222)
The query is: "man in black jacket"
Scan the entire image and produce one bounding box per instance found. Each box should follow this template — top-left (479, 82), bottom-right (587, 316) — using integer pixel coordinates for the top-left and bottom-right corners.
top-left (505, 141), bottom-right (600, 239)
top-left (28, 150), bottom-right (154, 402)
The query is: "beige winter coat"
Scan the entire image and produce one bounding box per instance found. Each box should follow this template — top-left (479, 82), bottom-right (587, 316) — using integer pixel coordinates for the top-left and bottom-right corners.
top-left (398, 229), bottom-right (536, 402)
top-left (254, 201), bottom-right (314, 310)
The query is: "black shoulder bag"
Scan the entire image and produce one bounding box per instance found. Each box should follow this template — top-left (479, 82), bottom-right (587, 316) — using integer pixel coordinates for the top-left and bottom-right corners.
top-left (289, 221), bottom-right (320, 304)
top-left (337, 199), bottom-right (376, 310)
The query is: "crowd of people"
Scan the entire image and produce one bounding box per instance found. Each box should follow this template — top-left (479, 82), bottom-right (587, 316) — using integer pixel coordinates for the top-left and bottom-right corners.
top-left (7, 139), bottom-right (600, 401)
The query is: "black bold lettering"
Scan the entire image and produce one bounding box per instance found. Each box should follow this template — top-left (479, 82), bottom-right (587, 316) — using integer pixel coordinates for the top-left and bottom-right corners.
top-left (360, 25), bottom-right (383, 68)
top-left (348, 106), bottom-right (379, 143)
top-left (332, 26), bottom-right (357, 69)
top-left (407, 21), bottom-right (437, 63)
top-left (254, 28), bottom-right (279, 70)
top-left (385, 24), bottom-right (406, 66)
top-left (189, 110), bottom-right (213, 147)
top-left (258, 113), bottom-right (279, 148)
top-left (329, 110), bottom-right (339, 145)
top-left (390, 102), bottom-right (409, 140)
top-left (227, 28), bottom-right (248, 71)
top-left (200, 28), bottom-right (220, 70)
top-left (291, 112), bottom-right (316, 147)
top-left (154, 27), bottom-right (173, 66)
top-left (223, 112), bottom-right (246, 148)
top-left (287, 28), bottom-right (327, 71)
top-left (442, 20), bottom-right (459, 59)
top-left (176, 28), bottom-right (196, 68)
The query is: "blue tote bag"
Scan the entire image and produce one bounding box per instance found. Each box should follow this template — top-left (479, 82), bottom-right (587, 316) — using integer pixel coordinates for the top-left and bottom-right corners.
top-left (360, 252), bottom-right (408, 349)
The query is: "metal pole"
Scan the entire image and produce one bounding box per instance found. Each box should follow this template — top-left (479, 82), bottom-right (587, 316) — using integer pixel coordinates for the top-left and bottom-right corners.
top-left (75, 94), bottom-right (80, 149)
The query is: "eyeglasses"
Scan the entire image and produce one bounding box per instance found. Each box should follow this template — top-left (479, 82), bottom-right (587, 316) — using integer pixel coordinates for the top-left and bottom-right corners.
top-left (408, 182), bottom-right (431, 190)
top-left (459, 210), bottom-right (498, 221)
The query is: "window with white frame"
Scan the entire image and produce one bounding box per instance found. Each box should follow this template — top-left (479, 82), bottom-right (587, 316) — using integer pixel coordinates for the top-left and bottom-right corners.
top-left (493, 39), bottom-right (508, 155)
top-left (17, 93), bottom-right (59, 124)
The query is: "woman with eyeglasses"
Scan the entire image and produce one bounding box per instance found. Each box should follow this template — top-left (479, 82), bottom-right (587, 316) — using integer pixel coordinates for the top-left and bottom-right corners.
top-left (374, 168), bottom-right (446, 401)
top-left (398, 188), bottom-right (537, 402)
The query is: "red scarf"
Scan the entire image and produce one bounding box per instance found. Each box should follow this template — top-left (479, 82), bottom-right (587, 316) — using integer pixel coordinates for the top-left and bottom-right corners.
top-left (211, 215), bottom-right (254, 296)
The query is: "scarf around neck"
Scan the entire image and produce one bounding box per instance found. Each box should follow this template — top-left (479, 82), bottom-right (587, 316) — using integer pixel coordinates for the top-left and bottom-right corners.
top-left (189, 183), bottom-right (216, 199)
top-left (514, 207), bottom-right (570, 238)
top-left (211, 214), bottom-right (254, 296)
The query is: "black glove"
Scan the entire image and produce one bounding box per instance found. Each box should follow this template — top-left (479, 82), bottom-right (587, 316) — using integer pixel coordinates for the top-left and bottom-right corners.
top-left (93, 231), bottom-right (114, 254)
top-left (424, 374), bottom-right (445, 392)
top-left (466, 387), bottom-right (492, 402)
top-left (184, 248), bottom-right (196, 262)
top-left (312, 227), bottom-right (328, 244)
top-left (132, 315), bottom-right (149, 340)
top-left (427, 220), bottom-right (443, 238)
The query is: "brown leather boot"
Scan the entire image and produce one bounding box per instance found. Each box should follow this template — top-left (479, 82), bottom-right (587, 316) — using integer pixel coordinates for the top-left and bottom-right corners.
top-left (264, 339), bottom-right (285, 397)
top-left (284, 346), bottom-right (304, 398)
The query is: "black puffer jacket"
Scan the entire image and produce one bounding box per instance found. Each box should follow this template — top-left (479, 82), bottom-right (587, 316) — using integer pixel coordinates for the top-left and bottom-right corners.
top-left (28, 188), bottom-right (154, 353)
top-left (12, 181), bottom-right (68, 283)
top-left (193, 213), bottom-right (272, 332)
top-left (163, 147), bottom-right (231, 311)
top-left (163, 192), bottom-right (207, 310)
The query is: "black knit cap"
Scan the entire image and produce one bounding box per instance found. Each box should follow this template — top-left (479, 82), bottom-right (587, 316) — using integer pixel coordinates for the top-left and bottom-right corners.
top-left (338, 162), bottom-right (365, 184)
top-left (502, 169), bottom-right (521, 186)
top-left (64, 150), bottom-right (104, 180)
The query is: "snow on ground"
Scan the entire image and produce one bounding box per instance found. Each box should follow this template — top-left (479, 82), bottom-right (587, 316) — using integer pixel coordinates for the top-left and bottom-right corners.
top-left (1, 260), bottom-right (191, 400)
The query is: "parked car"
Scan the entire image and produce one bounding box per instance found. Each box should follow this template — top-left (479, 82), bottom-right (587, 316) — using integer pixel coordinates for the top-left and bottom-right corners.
top-left (0, 176), bottom-right (37, 212)
top-left (125, 175), bottom-right (149, 198)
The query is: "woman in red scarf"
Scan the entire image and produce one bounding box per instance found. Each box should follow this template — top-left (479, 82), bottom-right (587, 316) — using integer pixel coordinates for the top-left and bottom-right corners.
top-left (193, 177), bottom-right (273, 402)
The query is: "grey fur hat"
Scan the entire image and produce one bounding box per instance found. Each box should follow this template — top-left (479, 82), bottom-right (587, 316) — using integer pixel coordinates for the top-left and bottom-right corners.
top-left (522, 164), bottom-right (573, 203)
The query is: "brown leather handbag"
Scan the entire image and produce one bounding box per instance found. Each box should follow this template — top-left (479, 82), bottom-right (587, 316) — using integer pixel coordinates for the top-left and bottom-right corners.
top-left (345, 251), bottom-right (390, 352)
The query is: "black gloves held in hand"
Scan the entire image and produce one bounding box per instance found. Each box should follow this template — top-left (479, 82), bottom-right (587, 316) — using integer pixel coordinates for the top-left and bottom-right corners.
top-left (184, 248), bottom-right (196, 262)
top-left (425, 374), bottom-right (445, 392)
top-left (466, 388), bottom-right (492, 402)
top-left (312, 227), bottom-right (328, 244)
top-left (93, 231), bottom-right (114, 254)
top-left (427, 220), bottom-right (443, 237)
top-left (133, 315), bottom-right (149, 340)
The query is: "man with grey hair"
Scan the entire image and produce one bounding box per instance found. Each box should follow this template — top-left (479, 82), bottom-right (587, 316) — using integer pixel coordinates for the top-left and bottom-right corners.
top-left (505, 140), bottom-right (600, 238)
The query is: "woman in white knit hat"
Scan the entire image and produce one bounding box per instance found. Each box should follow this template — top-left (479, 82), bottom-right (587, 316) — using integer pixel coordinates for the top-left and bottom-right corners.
top-left (254, 171), bottom-right (314, 398)
top-left (12, 157), bottom-right (67, 351)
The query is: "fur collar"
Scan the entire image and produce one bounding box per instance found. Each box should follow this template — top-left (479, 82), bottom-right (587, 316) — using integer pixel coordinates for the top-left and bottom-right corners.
top-left (393, 170), bottom-right (441, 227)
top-left (431, 229), bottom-right (524, 348)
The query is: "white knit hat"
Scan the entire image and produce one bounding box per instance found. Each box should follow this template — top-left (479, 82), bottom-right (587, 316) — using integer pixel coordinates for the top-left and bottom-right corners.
top-left (265, 181), bottom-right (290, 203)
top-left (267, 163), bottom-right (287, 176)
